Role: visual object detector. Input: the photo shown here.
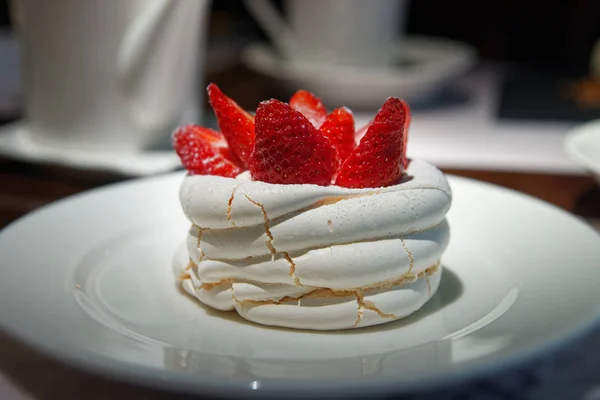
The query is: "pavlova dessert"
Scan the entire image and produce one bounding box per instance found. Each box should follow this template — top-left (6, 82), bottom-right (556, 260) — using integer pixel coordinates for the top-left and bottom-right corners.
top-left (173, 84), bottom-right (451, 330)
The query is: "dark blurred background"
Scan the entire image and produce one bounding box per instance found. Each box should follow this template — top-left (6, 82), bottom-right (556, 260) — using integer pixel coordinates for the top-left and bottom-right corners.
top-left (2, 0), bottom-right (600, 122)
top-left (2, 0), bottom-right (599, 68)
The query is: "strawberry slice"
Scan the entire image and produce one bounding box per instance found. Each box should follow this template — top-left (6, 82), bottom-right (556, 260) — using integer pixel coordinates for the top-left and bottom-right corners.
top-left (401, 105), bottom-right (411, 168)
top-left (289, 90), bottom-right (327, 128)
top-left (370, 97), bottom-right (411, 169)
top-left (251, 99), bottom-right (337, 186)
top-left (320, 107), bottom-right (356, 163)
top-left (172, 125), bottom-right (242, 177)
top-left (355, 122), bottom-right (370, 145)
top-left (207, 83), bottom-right (255, 168)
top-left (335, 98), bottom-right (409, 188)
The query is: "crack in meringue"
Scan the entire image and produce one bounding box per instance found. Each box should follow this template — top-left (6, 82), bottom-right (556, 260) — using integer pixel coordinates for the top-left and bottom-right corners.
top-left (426, 261), bottom-right (439, 297)
top-left (243, 194), bottom-right (277, 253)
top-left (195, 225), bottom-right (205, 261)
top-left (353, 290), bottom-right (365, 327)
top-left (177, 260), bottom-right (195, 283)
top-left (355, 289), bottom-right (397, 320)
top-left (223, 264), bottom-right (438, 307)
top-left (353, 307), bottom-right (364, 327)
top-left (283, 252), bottom-right (303, 286)
top-left (199, 278), bottom-right (231, 291)
top-left (362, 300), bottom-right (397, 319)
top-left (242, 193), bottom-right (302, 285)
top-left (226, 184), bottom-right (241, 227)
top-left (400, 237), bottom-right (414, 274)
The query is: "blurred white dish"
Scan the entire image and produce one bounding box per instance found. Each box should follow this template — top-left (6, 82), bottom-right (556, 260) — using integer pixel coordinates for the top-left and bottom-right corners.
top-left (243, 0), bottom-right (407, 67)
top-left (565, 120), bottom-right (600, 184)
top-left (13, 0), bottom-right (209, 152)
top-left (242, 36), bottom-right (477, 109)
top-left (0, 122), bottom-right (180, 176)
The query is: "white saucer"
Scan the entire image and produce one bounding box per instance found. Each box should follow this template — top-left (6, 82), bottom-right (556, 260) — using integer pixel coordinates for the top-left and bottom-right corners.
top-left (565, 119), bottom-right (600, 185)
top-left (0, 122), bottom-right (182, 176)
top-left (0, 172), bottom-right (599, 397)
top-left (242, 36), bottom-right (477, 109)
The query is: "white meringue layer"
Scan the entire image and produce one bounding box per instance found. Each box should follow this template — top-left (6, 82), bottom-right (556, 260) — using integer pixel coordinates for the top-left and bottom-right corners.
top-left (180, 259), bottom-right (442, 330)
top-left (235, 268), bottom-right (442, 330)
top-left (178, 159), bottom-right (452, 330)
top-left (180, 159), bottom-right (451, 229)
top-left (187, 220), bottom-right (449, 289)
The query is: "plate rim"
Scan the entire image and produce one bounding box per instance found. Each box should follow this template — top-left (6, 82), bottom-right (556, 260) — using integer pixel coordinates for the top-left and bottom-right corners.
top-left (565, 119), bottom-right (600, 176)
top-left (1, 172), bottom-right (600, 397)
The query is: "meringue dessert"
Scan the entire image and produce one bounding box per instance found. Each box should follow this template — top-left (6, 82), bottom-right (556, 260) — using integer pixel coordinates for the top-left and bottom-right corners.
top-left (173, 85), bottom-right (452, 330)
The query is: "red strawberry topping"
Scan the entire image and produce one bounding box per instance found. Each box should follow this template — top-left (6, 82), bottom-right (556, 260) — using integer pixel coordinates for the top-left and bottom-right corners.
top-left (401, 103), bottom-right (411, 168)
top-left (172, 125), bottom-right (242, 177)
top-left (289, 90), bottom-right (327, 128)
top-left (335, 98), bottom-right (409, 188)
top-left (355, 122), bottom-right (370, 144)
top-left (207, 83), bottom-right (255, 168)
top-left (319, 107), bottom-right (356, 163)
top-left (173, 83), bottom-right (413, 188)
top-left (250, 99), bottom-right (337, 186)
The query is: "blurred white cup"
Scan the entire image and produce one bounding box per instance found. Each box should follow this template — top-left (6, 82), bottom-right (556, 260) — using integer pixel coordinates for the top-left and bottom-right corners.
top-left (244, 0), bottom-right (407, 67)
top-left (11, 0), bottom-right (210, 151)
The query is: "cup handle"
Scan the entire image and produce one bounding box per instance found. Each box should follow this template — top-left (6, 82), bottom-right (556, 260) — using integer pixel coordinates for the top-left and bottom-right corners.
top-left (116, 0), bottom-right (179, 133)
top-left (242, 0), bottom-right (298, 58)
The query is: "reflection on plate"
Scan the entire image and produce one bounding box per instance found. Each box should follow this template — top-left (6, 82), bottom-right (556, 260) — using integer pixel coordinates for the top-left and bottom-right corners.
top-left (0, 173), bottom-right (599, 397)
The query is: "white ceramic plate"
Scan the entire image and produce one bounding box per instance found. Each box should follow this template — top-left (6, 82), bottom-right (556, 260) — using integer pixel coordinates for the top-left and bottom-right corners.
top-left (565, 119), bottom-right (600, 184)
top-left (242, 36), bottom-right (477, 109)
top-left (1, 173), bottom-right (600, 398)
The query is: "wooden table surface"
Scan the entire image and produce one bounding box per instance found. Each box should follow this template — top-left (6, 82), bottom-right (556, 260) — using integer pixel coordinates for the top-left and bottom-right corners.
top-left (1, 67), bottom-right (600, 399)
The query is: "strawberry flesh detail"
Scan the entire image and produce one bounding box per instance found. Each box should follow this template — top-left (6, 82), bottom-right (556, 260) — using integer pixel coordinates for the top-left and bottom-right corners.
top-left (250, 99), bottom-right (337, 186)
top-left (172, 125), bottom-right (242, 178)
top-left (289, 90), bottom-right (327, 129)
top-left (319, 107), bottom-right (356, 163)
top-left (335, 98), bottom-right (409, 188)
top-left (207, 83), bottom-right (255, 168)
